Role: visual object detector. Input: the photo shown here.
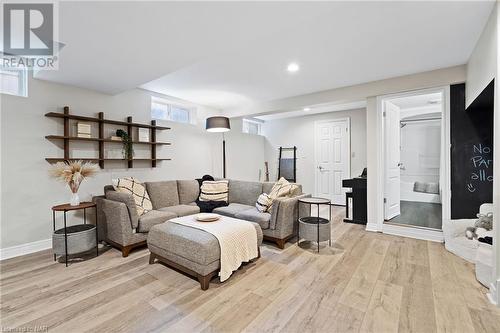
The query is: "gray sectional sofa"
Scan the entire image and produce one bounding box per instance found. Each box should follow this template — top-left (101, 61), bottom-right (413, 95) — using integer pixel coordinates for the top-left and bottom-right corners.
top-left (96, 179), bottom-right (308, 257)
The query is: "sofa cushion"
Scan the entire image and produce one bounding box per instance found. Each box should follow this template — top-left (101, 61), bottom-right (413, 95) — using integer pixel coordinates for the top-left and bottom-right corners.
top-left (235, 208), bottom-right (271, 230)
top-left (177, 180), bottom-right (200, 204)
top-left (145, 181), bottom-right (180, 209)
top-left (159, 204), bottom-right (200, 217)
top-left (137, 210), bottom-right (176, 233)
top-left (228, 180), bottom-right (263, 206)
top-left (213, 203), bottom-right (254, 218)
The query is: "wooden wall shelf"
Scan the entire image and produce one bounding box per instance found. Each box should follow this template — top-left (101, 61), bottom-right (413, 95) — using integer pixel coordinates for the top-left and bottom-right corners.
top-left (45, 135), bottom-right (171, 145)
top-left (45, 112), bottom-right (171, 130)
top-left (45, 106), bottom-right (171, 168)
top-left (46, 158), bottom-right (172, 163)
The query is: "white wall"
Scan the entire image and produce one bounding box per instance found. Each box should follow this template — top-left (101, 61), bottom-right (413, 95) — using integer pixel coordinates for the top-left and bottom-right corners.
top-left (466, 3), bottom-right (499, 303)
top-left (261, 108), bottom-right (366, 195)
top-left (400, 120), bottom-right (441, 184)
top-left (466, 3), bottom-right (497, 107)
top-left (226, 118), bottom-right (265, 181)
top-left (0, 77), bottom-right (264, 250)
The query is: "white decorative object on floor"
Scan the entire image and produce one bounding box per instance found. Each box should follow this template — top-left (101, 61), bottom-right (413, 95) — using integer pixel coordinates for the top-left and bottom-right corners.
top-left (475, 242), bottom-right (493, 287)
top-left (195, 213), bottom-right (220, 222)
top-left (442, 203), bottom-right (493, 263)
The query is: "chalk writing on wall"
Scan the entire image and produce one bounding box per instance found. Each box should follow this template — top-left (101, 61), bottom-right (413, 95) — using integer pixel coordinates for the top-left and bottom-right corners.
top-left (467, 144), bottom-right (493, 192)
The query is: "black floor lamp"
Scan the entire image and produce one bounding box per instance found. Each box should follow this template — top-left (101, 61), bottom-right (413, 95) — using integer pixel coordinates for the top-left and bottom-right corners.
top-left (206, 116), bottom-right (231, 178)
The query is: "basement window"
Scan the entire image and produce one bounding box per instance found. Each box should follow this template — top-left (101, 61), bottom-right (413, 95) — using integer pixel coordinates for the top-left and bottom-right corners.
top-left (0, 67), bottom-right (28, 97)
top-left (242, 119), bottom-right (262, 135)
top-left (151, 97), bottom-right (194, 124)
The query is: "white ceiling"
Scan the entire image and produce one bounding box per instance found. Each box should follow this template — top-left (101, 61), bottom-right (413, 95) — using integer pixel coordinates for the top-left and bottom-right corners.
top-left (33, 1), bottom-right (494, 114)
top-left (390, 92), bottom-right (443, 110)
top-left (389, 92), bottom-right (443, 120)
top-left (254, 101), bottom-right (367, 121)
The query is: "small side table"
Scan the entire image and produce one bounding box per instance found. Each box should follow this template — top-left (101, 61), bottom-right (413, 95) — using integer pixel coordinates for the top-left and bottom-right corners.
top-left (297, 197), bottom-right (331, 253)
top-left (52, 202), bottom-right (98, 266)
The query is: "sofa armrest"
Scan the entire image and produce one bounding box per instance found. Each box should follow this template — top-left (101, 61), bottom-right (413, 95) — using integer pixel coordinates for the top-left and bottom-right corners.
top-left (93, 195), bottom-right (108, 242)
top-left (106, 191), bottom-right (139, 229)
top-left (101, 199), bottom-right (137, 246)
top-left (270, 194), bottom-right (311, 237)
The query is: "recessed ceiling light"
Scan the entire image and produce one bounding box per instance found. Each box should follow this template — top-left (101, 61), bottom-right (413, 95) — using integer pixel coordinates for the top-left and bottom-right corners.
top-left (303, 107), bottom-right (311, 111)
top-left (287, 62), bottom-right (300, 73)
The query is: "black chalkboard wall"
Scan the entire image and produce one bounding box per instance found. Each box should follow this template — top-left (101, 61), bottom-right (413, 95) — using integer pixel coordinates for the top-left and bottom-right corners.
top-left (451, 80), bottom-right (494, 219)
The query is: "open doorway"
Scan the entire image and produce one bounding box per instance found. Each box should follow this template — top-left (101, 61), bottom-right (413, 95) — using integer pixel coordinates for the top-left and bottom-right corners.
top-left (383, 91), bottom-right (446, 231)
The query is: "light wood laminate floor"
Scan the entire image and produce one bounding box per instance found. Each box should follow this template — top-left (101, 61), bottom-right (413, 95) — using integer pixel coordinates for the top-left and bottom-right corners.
top-left (1, 207), bottom-right (499, 333)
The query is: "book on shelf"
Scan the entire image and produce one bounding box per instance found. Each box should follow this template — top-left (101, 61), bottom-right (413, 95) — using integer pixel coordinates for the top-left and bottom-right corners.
top-left (138, 128), bottom-right (150, 142)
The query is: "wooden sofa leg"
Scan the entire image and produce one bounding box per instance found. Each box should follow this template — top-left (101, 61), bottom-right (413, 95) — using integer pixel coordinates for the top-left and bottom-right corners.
top-left (149, 253), bottom-right (156, 264)
top-left (198, 272), bottom-right (216, 290)
top-left (276, 239), bottom-right (286, 249)
top-left (122, 245), bottom-right (132, 257)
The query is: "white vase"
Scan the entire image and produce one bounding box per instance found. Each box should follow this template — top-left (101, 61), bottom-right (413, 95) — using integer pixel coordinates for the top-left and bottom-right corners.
top-left (70, 192), bottom-right (80, 206)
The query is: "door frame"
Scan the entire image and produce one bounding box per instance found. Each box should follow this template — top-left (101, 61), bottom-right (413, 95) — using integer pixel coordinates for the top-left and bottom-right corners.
top-left (375, 86), bottom-right (451, 242)
top-left (314, 117), bottom-right (351, 204)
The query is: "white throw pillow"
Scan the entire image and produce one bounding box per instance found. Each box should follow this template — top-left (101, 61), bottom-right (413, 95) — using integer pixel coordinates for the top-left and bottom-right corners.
top-left (199, 180), bottom-right (229, 202)
top-left (114, 177), bottom-right (152, 216)
top-left (256, 193), bottom-right (272, 213)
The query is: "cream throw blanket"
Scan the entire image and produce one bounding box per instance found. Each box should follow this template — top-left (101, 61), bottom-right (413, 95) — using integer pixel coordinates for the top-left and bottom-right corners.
top-left (169, 215), bottom-right (259, 282)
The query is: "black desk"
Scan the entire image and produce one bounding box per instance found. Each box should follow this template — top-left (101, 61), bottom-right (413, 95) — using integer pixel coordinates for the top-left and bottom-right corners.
top-left (342, 177), bottom-right (367, 225)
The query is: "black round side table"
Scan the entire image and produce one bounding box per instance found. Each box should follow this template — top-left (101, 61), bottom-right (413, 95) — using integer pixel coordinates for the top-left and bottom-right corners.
top-left (297, 197), bottom-right (331, 253)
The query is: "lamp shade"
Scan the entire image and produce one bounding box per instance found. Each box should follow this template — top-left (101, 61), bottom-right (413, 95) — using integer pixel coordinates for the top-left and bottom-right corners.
top-left (206, 116), bottom-right (231, 132)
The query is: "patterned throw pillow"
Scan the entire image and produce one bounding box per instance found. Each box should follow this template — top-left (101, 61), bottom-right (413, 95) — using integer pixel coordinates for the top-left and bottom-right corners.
top-left (114, 177), bottom-right (152, 216)
top-left (269, 177), bottom-right (293, 199)
top-left (256, 193), bottom-right (272, 212)
top-left (267, 177), bottom-right (300, 211)
top-left (199, 180), bottom-right (229, 202)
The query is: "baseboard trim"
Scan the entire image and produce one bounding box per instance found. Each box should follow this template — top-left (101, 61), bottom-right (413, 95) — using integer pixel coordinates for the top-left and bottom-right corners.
top-left (382, 224), bottom-right (444, 243)
top-left (365, 223), bottom-right (380, 232)
top-left (0, 238), bottom-right (52, 261)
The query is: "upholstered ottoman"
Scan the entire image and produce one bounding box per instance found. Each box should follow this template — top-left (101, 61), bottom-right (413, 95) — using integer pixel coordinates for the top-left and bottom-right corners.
top-left (147, 219), bottom-right (263, 290)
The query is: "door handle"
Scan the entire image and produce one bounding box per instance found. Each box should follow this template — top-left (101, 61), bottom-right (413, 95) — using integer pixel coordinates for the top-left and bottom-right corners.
top-left (318, 166), bottom-right (324, 171)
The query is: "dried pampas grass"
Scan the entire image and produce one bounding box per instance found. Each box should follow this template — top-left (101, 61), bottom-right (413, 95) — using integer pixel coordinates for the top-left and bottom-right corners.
top-left (49, 160), bottom-right (99, 192)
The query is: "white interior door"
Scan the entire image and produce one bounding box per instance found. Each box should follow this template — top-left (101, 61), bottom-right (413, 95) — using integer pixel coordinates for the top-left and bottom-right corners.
top-left (384, 101), bottom-right (401, 220)
top-left (315, 119), bottom-right (350, 205)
